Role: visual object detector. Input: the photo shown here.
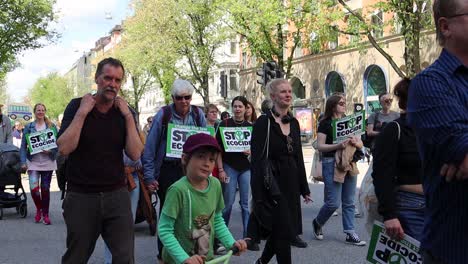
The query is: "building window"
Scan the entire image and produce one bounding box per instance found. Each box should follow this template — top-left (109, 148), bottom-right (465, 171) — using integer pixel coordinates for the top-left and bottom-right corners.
top-left (325, 71), bottom-right (346, 97)
top-left (229, 70), bottom-right (238, 91)
top-left (230, 41), bottom-right (237, 55)
top-left (364, 64), bottom-right (388, 113)
top-left (242, 52), bottom-right (247, 69)
top-left (293, 43), bottom-right (303, 58)
top-left (371, 11), bottom-right (384, 38)
top-left (328, 31), bottom-right (339, 50)
top-left (291, 77), bottom-right (305, 99)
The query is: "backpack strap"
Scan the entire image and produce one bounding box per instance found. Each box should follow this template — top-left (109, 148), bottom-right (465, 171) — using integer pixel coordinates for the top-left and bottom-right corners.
top-left (161, 105), bottom-right (172, 127)
top-left (191, 105), bottom-right (202, 127)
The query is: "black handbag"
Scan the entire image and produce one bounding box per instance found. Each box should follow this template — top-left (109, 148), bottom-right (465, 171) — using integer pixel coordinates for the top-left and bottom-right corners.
top-left (261, 118), bottom-right (281, 200)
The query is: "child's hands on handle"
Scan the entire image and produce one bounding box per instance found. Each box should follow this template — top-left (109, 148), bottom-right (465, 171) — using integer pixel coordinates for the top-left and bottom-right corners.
top-left (232, 238), bottom-right (249, 256)
top-left (184, 255), bottom-right (206, 264)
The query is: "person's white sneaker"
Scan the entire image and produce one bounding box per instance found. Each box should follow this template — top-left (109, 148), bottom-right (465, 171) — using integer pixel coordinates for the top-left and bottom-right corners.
top-left (345, 233), bottom-right (366, 246)
top-left (312, 219), bottom-right (324, 240)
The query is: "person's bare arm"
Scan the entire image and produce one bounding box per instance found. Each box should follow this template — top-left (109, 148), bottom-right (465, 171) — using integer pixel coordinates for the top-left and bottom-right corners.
top-left (366, 124), bottom-right (379, 137)
top-left (57, 94), bottom-right (95, 155)
top-left (114, 96), bottom-right (144, 161)
top-left (316, 132), bottom-right (348, 153)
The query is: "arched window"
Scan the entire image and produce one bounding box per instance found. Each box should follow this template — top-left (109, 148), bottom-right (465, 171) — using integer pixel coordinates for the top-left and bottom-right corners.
top-left (290, 77), bottom-right (305, 99)
top-left (364, 65), bottom-right (388, 114)
top-left (325, 71), bottom-right (346, 97)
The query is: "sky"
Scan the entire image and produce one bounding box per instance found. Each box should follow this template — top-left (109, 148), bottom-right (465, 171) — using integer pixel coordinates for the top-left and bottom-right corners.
top-left (6, 0), bottom-right (132, 102)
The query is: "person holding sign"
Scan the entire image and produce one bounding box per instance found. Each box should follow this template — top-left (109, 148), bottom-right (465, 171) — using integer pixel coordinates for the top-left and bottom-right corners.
top-left (19, 103), bottom-right (58, 225)
top-left (311, 94), bottom-right (366, 246)
top-left (372, 79), bottom-right (425, 242)
top-left (216, 96), bottom-right (252, 239)
top-left (142, 79), bottom-right (206, 260)
top-left (248, 79), bottom-right (311, 264)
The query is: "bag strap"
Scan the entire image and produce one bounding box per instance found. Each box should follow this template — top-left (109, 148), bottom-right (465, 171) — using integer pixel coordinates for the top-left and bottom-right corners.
top-left (261, 117), bottom-right (271, 159)
top-left (393, 121), bottom-right (401, 141)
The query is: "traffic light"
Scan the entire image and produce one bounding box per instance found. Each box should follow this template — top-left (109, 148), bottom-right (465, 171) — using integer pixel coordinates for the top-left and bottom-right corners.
top-left (220, 72), bottom-right (228, 98)
top-left (256, 61), bottom-right (284, 87)
top-left (256, 67), bottom-right (265, 86)
top-left (264, 61), bottom-right (277, 86)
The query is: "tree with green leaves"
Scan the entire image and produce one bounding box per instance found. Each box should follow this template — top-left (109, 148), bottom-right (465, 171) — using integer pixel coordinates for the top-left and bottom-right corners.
top-left (332, 0), bottom-right (433, 78)
top-left (29, 73), bottom-right (73, 119)
top-left (0, 0), bottom-right (58, 74)
top-left (225, 0), bottom-right (332, 78)
top-left (114, 6), bottom-right (178, 116)
top-left (126, 0), bottom-right (232, 107)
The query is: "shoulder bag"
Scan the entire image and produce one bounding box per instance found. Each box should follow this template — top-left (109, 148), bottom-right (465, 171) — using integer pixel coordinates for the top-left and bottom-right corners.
top-left (261, 117), bottom-right (281, 200)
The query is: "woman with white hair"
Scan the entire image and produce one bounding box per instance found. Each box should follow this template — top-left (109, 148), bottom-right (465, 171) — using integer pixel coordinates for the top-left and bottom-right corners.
top-left (142, 79), bottom-right (207, 260)
top-left (248, 79), bottom-right (311, 264)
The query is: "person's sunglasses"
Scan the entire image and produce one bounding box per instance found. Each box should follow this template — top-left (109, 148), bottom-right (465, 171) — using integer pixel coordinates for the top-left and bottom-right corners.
top-left (174, 95), bottom-right (192, 101)
top-left (338, 101), bottom-right (346, 106)
top-left (286, 135), bottom-right (294, 154)
top-left (384, 99), bottom-right (393, 104)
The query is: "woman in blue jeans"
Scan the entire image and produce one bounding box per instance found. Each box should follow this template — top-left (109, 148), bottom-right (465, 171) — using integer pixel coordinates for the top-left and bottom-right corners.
top-left (372, 78), bottom-right (425, 241)
top-left (312, 94), bottom-right (366, 246)
top-left (216, 96), bottom-right (252, 238)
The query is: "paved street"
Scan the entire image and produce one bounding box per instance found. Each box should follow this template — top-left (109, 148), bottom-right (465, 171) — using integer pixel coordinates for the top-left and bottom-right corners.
top-left (0, 145), bottom-right (371, 264)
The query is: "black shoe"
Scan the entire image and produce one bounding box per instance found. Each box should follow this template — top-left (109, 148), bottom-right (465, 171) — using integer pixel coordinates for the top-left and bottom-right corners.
top-left (313, 219), bottom-right (323, 240)
top-left (247, 240), bottom-right (260, 251)
top-left (345, 233), bottom-right (366, 246)
top-left (291, 235), bottom-right (308, 248)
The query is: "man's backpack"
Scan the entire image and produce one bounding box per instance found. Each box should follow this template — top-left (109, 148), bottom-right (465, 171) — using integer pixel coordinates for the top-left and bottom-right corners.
top-left (56, 100), bottom-right (80, 200)
top-left (361, 112), bottom-right (380, 149)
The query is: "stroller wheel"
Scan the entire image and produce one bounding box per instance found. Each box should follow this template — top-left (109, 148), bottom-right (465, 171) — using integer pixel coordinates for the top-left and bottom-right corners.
top-left (19, 203), bottom-right (27, 218)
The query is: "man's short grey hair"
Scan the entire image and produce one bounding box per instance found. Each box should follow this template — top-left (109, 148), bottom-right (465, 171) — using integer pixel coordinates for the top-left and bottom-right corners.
top-left (171, 79), bottom-right (195, 96)
top-left (266, 78), bottom-right (289, 94)
top-left (433, 0), bottom-right (462, 46)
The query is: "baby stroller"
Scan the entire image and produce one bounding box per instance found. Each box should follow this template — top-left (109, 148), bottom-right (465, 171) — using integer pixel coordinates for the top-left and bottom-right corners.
top-left (0, 144), bottom-right (27, 220)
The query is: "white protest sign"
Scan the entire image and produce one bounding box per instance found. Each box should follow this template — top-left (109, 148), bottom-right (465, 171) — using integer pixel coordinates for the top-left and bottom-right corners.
top-left (332, 110), bottom-right (366, 143)
top-left (219, 127), bottom-right (252, 152)
top-left (26, 128), bottom-right (58, 155)
top-left (366, 221), bottom-right (422, 264)
top-left (166, 124), bottom-right (215, 158)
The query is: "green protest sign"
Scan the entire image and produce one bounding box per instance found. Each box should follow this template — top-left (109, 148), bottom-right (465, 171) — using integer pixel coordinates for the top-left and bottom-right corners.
top-left (166, 124), bottom-right (215, 158)
top-left (219, 127), bottom-right (252, 152)
top-left (26, 128), bottom-right (58, 155)
top-left (332, 110), bottom-right (366, 143)
top-left (366, 221), bottom-right (421, 264)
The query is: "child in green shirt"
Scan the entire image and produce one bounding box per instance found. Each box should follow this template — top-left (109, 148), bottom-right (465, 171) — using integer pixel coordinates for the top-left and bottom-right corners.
top-left (158, 133), bottom-right (248, 264)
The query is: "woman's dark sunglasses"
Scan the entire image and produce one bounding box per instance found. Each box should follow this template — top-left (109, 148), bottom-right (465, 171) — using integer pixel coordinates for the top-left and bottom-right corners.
top-left (174, 95), bottom-right (192, 101)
